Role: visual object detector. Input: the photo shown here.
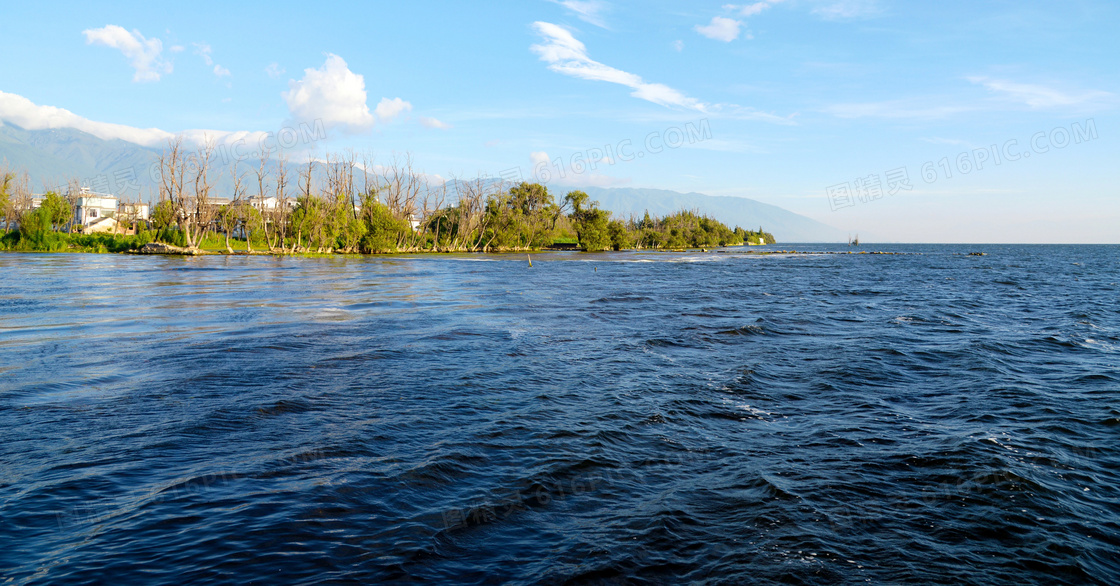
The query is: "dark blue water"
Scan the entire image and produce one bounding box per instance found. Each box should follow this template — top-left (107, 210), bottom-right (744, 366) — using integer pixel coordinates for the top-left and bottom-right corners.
top-left (1, 245), bottom-right (1118, 584)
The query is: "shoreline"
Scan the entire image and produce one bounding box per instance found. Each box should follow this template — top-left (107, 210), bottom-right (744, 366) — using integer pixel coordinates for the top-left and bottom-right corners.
top-left (0, 246), bottom-right (924, 258)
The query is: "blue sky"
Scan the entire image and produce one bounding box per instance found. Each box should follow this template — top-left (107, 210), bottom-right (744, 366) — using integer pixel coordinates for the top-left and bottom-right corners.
top-left (1, 0), bottom-right (1117, 242)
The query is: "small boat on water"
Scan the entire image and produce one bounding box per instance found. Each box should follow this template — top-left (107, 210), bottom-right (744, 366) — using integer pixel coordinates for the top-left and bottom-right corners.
top-left (848, 234), bottom-right (860, 246)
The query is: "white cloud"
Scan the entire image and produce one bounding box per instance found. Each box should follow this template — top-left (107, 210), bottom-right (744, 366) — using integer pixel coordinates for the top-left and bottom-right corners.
top-left (530, 22), bottom-right (707, 112)
top-left (672, 40), bottom-right (684, 52)
top-left (0, 89), bottom-right (272, 148)
top-left (735, 2), bottom-right (769, 16)
top-left (193, 42), bottom-right (214, 65)
top-left (283, 54), bottom-right (375, 133)
top-left (550, 0), bottom-right (609, 28)
top-left (695, 16), bottom-right (741, 42)
top-left (354, 161), bottom-right (445, 186)
top-left (419, 116), bottom-right (452, 130)
top-left (822, 100), bottom-right (971, 119)
top-left (569, 173), bottom-right (630, 188)
top-left (823, 79), bottom-right (1112, 120)
top-left (722, 1), bottom-right (785, 17)
top-left (811, 0), bottom-right (881, 20)
top-left (194, 43), bottom-right (230, 78)
top-left (968, 77), bottom-right (1113, 109)
top-left (530, 151), bottom-right (551, 170)
top-left (529, 150), bottom-right (626, 187)
top-left (265, 62), bottom-right (285, 79)
top-left (82, 25), bottom-right (171, 82)
top-left (374, 97), bottom-right (412, 123)
top-left (170, 45), bottom-right (184, 53)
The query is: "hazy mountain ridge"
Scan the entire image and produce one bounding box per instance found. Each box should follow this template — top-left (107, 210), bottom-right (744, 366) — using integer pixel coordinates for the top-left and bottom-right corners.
top-left (0, 123), bottom-right (160, 190)
top-left (578, 186), bottom-right (847, 243)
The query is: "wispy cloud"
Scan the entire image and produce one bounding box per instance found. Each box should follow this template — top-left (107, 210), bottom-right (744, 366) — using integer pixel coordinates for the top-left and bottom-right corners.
top-left (968, 77), bottom-right (1113, 109)
top-left (530, 22), bottom-right (707, 112)
top-left (193, 42), bottom-right (231, 78)
top-left (374, 97), bottom-right (412, 123)
top-left (419, 116), bottom-right (452, 130)
top-left (265, 63), bottom-right (286, 79)
top-left (811, 0), bottom-right (881, 20)
top-left (822, 100), bottom-right (971, 119)
top-left (681, 137), bottom-right (766, 154)
top-left (530, 151), bottom-right (628, 187)
top-left (193, 43), bottom-right (214, 66)
top-left (549, 0), bottom-right (610, 28)
top-left (82, 25), bottom-right (171, 82)
top-left (725, 0), bottom-right (786, 17)
top-left (695, 2), bottom-right (783, 42)
top-left (695, 17), bottom-right (742, 42)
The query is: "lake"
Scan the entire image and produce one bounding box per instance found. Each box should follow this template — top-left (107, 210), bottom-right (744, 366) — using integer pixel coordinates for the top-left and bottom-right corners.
top-left (1, 245), bottom-right (1118, 584)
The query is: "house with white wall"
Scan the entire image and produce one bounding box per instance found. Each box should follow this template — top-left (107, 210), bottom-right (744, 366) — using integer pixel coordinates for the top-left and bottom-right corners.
top-left (73, 188), bottom-right (118, 230)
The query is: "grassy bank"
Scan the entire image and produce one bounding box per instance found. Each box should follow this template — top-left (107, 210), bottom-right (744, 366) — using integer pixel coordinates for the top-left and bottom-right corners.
top-left (0, 230), bottom-right (158, 253)
top-left (0, 227), bottom-right (777, 255)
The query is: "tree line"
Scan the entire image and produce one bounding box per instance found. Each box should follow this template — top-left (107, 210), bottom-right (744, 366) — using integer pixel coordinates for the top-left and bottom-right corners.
top-left (1, 139), bottom-right (775, 253)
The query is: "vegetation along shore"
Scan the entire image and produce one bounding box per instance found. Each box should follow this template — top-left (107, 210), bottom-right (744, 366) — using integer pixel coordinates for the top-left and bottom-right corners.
top-left (1, 140), bottom-right (774, 255)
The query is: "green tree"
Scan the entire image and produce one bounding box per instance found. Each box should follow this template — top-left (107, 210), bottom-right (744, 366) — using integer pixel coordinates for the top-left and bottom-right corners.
top-left (564, 190), bottom-right (589, 214)
top-left (0, 171), bottom-right (12, 231)
top-left (39, 191), bottom-right (71, 231)
top-left (151, 200), bottom-right (175, 230)
top-left (607, 219), bottom-right (632, 251)
top-left (575, 207), bottom-right (611, 251)
top-left (564, 190), bottom-right (610, 251)
top-left (238, 202), bottom-right (263, 253)
top-left (360, 198), bottom-right (407, 253)
top-left (490, 182), bottom-right (559, 249)
top-left (19, 207), bottom-right (51, 237)
top-left (216, 204), bottom-right (238, 252)
top-left (290, 195), bottom-right (326, 251)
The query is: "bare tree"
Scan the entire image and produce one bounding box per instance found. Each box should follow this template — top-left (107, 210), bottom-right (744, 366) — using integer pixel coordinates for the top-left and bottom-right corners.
top-left (189, 139), bottom-right (218, 249)
top-left (64, 178), bottom-right (82, 233)
top-left (275, 156), bottom-right (289, 252)
top-left (253, 149), bottom-right (273, 252)
top-left (158, 136), bottom-right (192, 247)
top-left (292, 155), bottom-right (316, 252)
top-left (220, 162), bottom-right (246, 253)
top-left (419, 177), bottom-right (447, 250)
top-left (0, 163), bottom-right (16, 231)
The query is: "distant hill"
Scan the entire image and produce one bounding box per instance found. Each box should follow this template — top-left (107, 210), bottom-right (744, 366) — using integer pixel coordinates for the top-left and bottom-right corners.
top-left (0, 123), bottom-right (160, 191)
top-left (1, 123), bottom-right (289, 198)
top-left (578, 186), bottom-right (847, 243)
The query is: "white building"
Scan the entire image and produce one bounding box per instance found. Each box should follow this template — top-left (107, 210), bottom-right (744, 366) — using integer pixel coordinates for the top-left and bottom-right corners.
top-left (247, 195), bottom-right (279, 210)
top-left (246, 195), bottom-right (298, 211)
top-left (117, 201), bottom-right (151, 223)
top-left (26, 188), bottom-right (151, 233)
top-left (73, 188), bottom-right (118, 230)
top-left (73, 188), bottom-right (150, 233)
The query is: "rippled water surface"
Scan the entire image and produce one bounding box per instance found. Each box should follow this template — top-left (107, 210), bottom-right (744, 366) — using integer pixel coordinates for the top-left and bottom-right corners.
top-left (1, 245), bottom-right (1118, 584)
